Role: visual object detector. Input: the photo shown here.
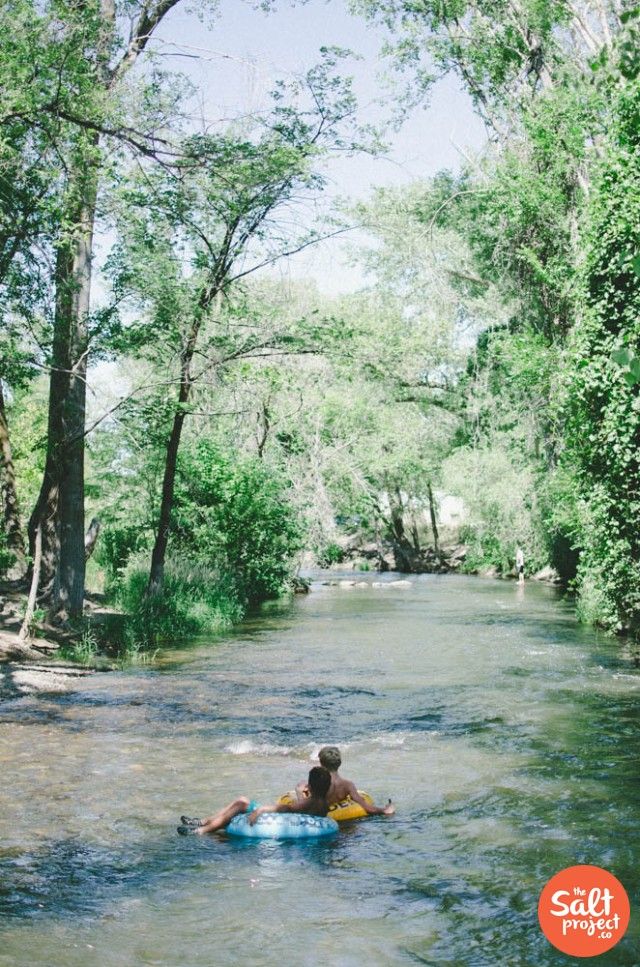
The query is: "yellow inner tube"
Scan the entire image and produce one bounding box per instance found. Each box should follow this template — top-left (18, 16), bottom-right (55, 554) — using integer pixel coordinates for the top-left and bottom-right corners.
top-left (278, 790), bottom-right (373, 822)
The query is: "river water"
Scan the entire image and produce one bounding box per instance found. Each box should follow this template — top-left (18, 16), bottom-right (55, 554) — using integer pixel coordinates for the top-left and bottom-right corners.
top-left (0, 574), bottom-right (638, 966)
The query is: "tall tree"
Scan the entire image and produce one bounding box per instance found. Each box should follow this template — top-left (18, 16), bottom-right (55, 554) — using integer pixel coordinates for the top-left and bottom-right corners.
top-left (109, 56), bottom-right (364, 591)
top-left (21, 0), bottom-right (210, 619)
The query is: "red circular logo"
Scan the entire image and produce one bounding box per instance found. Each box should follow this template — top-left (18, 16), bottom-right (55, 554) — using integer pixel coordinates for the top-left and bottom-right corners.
top-left (538, 865), bottom-right (630, 957)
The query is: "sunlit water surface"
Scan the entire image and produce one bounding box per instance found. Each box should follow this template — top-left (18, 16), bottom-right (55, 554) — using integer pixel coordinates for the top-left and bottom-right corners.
top-left (0, 574), bottom-right (638, 966)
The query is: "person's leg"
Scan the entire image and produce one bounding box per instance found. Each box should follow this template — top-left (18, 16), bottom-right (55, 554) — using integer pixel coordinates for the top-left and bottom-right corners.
top-left (196, 796), bottom-right (251, 834)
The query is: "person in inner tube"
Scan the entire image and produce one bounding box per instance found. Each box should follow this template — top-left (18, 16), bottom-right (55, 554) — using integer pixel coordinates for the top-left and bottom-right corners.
top-left (293, 745), bottom-right (395, 816)
top-left (178, 766), bottom-right (331, 835)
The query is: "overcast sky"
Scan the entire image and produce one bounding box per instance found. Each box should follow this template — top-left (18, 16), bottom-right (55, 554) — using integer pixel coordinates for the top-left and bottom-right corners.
top-left (146, 0), bottom-right (488, 293)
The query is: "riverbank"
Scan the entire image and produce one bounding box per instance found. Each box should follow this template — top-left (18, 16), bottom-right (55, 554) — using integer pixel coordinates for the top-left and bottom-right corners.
top-left (0, 558), bottom-right (566, 673)
top-left (0, 583), bottom-right (123, 665)
top-left (0, 659), bottom-right (98, 699)
top-left (323, 533), bottom-right (563, 585)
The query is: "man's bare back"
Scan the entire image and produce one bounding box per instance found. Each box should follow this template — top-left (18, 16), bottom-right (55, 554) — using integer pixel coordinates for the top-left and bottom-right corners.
top-left (297, 745), bottom-right (395, 817)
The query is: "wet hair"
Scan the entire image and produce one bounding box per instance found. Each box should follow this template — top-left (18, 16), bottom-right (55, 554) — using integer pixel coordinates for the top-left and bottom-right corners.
top-left (318, 746), bottom-right (341, 771)
top-left (307, 766), bottom-right (331, 799)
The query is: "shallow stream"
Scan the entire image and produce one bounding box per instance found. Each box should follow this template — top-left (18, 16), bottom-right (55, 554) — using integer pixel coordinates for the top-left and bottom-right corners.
top-left (0, 575), bottom-right (638, 965)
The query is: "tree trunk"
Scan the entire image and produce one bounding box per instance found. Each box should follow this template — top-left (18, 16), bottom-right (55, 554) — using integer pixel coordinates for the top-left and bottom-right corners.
top-left (256, 400), bottom-right (270, 458)
top-left (31, 165), bottom-right (96, 621)
top-left (84, 517), bottom-right (101, 561)
top-left (148, 285), bottom-right (213, 592)
top-left (19, 521), bottom-right (41, 642)
top-left (388, 487), bottom-right (419, 572)
top-left (427, 481), bottom-right (440, 559)
top-left (27, 241), bottom-right (74, 599)
top-left (410, 508), bottom-right (421, 554)
top-left (52, 166), bottom-right (97, 621)
top-left (389, 491), bottom-right (406, 547)
top-left (27, 480), bottom-right (58, 599)
top-left (148, 331), bottom-right (202, 591)
top-left (148, 406), bottom-right (187, 593)
top-left (0, 382), bottom-right (26, 578)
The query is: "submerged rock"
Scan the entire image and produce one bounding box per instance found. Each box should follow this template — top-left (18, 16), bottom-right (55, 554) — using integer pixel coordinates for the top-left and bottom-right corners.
top-left (531, 566), bottom-right (562, 584)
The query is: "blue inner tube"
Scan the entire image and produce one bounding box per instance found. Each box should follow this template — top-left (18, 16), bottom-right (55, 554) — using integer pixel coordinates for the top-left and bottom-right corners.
top-left (227, 813), bottom-right (339, 840)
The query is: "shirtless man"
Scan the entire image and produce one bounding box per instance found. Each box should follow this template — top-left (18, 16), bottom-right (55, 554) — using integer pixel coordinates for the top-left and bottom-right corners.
top-left (296, 746), bottom-right (395, 816)
top-left (179, 766), bottom-right (332, 835)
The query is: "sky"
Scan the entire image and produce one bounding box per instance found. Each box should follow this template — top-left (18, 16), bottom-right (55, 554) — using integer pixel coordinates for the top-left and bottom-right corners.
top-left (145, 0), bottom-right (489, 293)
top-left (91, 0), bottom-right (488, 406)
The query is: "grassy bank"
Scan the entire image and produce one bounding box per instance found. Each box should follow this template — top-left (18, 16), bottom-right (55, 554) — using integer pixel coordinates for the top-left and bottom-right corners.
top-left (114, 560), bottom-right (245, 653)
top-left (0, 560), bottom-right (246, 666)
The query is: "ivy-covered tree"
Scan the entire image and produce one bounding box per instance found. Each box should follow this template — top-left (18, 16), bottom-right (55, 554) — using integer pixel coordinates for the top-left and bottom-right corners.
top-left (562, 27), bottom-right (640, 631)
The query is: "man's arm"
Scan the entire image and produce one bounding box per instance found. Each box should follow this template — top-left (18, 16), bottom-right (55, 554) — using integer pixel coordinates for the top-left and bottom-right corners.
top-left (345, 781), bottom-right (396, 816)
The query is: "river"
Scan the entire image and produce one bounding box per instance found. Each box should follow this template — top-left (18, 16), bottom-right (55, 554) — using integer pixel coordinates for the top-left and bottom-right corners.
top-left (0, 574), bottom-right (638, 966)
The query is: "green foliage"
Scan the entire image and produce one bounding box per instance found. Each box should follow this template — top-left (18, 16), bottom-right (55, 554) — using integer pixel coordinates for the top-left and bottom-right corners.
top-left (440, 325), bottom-right (556, 574)
top-left (353, 0), bottom-right (640, 632)
top-left (116, 557), bottom-right (243, 649)
top-left (5, 0), bottom-right (640, 653)
top-left (316, 542), bottom-right (345, 566)
top-left (561, 71), bottom-right (640, 632)
top-left (420, 79), bottom-right (597, 340)
top-left (444, 443), bottom-right (547, 575)
top-left (96, 524), bottom-right (150, 587)
top-left (59, 626), bottom-right (99, 666)
top-left (0, 530), bottom-right (15, 579)
top-left (173, 442), bottom-right (304, 603)
top-left (5, 379), bottom-right (47, 518)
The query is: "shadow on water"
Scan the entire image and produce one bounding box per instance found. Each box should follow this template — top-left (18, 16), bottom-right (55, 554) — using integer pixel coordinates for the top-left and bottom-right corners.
top-left (394, 686), bottom-right (640, 966)
top-left (0, 826), bottom-right (357, 923)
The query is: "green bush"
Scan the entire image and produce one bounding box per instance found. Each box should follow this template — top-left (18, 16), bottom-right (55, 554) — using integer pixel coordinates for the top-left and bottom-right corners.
top-left (0, 531), bottom-right (14, 580)
top-left (59, 625), bottom-right (99, 665)
top-left (117, 556), bottom-right (244, 649)
top-left (96, 524), bottom-right (149, 586)
top-left (316, 541), bottom-right (344, 566)
top-left (173, 441), bottom-right (304, 603)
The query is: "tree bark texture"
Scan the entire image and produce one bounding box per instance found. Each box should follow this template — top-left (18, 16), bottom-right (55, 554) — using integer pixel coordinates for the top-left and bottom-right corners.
top-left (32, 171), bottom-right (96, 620)
top-left (53, 167), bottom-right (97, 620)
top-left (84, 517), bottom-right (101, 561)
top-left (147, 406), bottom-right (187, 593)
top-left (28, 241), bottom-right (74, 599)
top-left (389, 488), bottom-right (420, 572)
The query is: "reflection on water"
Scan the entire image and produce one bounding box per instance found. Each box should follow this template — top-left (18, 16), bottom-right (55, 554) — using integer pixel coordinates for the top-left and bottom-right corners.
top-left (1, 574), bottom-right (638, 966)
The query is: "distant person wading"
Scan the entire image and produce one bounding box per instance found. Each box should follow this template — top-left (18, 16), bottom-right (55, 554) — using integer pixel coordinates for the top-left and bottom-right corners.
top-left (516, 547), bottom-right (525, 585)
